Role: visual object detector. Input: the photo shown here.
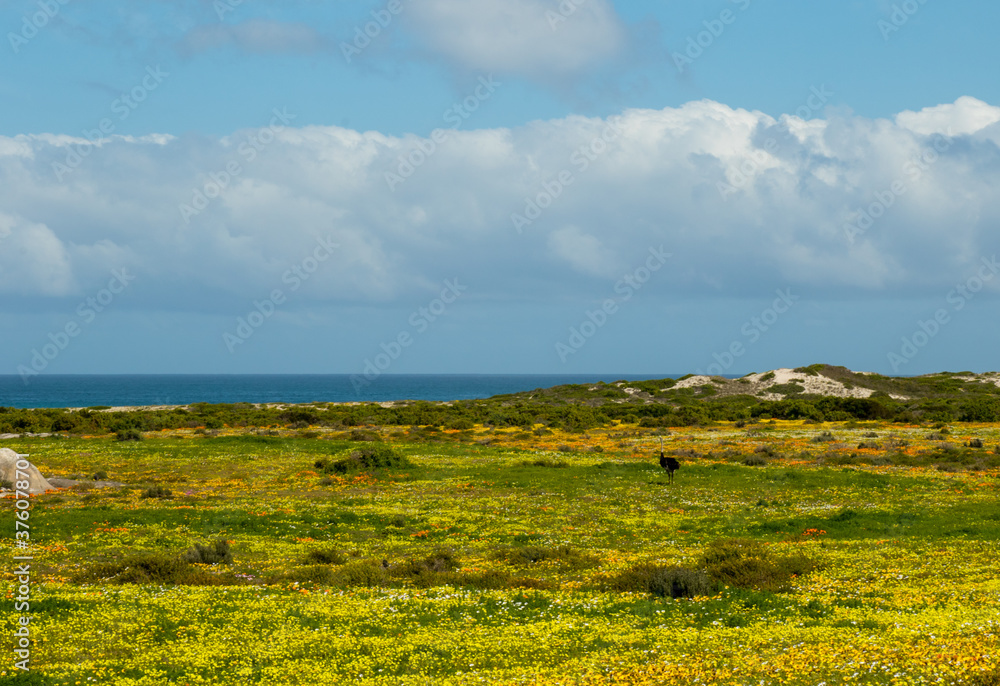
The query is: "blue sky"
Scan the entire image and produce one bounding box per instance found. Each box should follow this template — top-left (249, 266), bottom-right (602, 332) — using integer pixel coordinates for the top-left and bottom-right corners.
top-left (1, 0), bottom-right (999, 378)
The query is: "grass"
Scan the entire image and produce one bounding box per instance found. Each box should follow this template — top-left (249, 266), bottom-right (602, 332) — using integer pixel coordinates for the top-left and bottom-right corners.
top-left (3, 420), bottom-right (1000, 684)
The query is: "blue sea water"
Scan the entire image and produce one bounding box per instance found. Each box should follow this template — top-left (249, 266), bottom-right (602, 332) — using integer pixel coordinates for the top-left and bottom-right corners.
top-left (0, 374), bottom-right (679, 409)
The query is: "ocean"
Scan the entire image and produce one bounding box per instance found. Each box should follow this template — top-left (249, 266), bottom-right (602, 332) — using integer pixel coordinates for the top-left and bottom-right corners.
top-left (0, 374), bottom-right (678, 410)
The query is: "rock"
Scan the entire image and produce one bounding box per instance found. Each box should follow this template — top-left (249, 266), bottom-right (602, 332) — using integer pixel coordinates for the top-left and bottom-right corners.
top-left (0, 448), bottom-right (56, 494)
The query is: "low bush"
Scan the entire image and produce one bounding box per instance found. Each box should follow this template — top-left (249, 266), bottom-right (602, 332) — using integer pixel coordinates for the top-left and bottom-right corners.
top-left (140, 485), bottom-right (173, 500)
top-left (302, 548), bottom-right (347, 565)
top-left (115, 429), bottom-right (143, 442)
top-left (314, 445), bottom-right (412, 474)
top-left (283, 565), bottom-right (338, 585)
top-left (520, 458), bottom-right (569, 468)
top-left (331, 559), bottom-right (390, 587)
top-left (348, 429), bottom-right (380, 442)
top-left (73, 552), bottom-right (243, 586)
top-left (700, 538), bottom-right (816, 592)
top-left (183, 539), bottom-right (232, 565)
top-left (610, 564), bottom-right (717, 598)
top-left (390, 548), bottom-right (461, 587)
top-left (491, 545), bottom-right (598, 570)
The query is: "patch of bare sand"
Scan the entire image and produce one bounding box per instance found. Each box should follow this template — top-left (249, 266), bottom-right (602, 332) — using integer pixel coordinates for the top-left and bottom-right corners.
top-left (742, 368), bottom-right (878, 399)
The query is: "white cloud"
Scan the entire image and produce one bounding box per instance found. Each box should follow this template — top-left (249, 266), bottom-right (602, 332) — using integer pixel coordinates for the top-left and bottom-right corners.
top-left (0, 214), bottom-right (76, 297)
top-left (2, 97), bottom-right (999, 314)
top-left (547, 225), bottom-right (614, 278)
top-left (403, 0), bottom-right (626, 78)
top-left (896, 96), bottom-right (1000, 136)
top-left (179, 19), bottom-right (328, 56)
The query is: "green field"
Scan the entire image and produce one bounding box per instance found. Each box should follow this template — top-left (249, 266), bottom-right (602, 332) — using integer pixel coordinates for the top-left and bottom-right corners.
top-left (2, 420), bottom-right (999, 685)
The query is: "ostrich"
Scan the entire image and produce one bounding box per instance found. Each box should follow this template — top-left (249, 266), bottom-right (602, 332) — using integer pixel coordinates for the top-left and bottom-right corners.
top-left (658, 436), bottom-right (680, 484)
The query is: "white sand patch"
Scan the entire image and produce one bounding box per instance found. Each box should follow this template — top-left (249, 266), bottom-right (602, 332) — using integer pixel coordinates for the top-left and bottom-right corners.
top-left (744, 368), bottom-right (877, 399)
top-left (672, 375), bottom-right (714, 389)
top-left (980, 372), bottom-right (1000, 388)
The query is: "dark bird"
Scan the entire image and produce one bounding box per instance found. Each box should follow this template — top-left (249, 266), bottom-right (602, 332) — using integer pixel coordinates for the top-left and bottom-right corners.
top-left (658, 436), bottom-right (680, 484)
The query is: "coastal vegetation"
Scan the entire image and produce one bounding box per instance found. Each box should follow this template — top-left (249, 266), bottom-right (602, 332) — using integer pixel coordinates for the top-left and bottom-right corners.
top-left (4, 366), bottom-right (1000, 438)
top-left (2, 367), bottom-right (1000, 683)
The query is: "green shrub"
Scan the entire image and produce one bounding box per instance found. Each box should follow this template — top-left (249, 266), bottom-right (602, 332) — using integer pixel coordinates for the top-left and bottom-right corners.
top-left (700, 538), bottom-right (816, 592)
top-left (115, 429), bottom-right (143, 442)
top-left (302, 548), bottom-right (347, 565)
top-left (283, 564), bottom-right (338, 585)
top-left (520, 458), bottom-right (569, 468)
top-left (331, 559), bottom-right (390, 587)
top-left (390, 548), bottom-right (461, 587)
top-left (769, 383), bottom-right (805, 396)
top-left (743, 455), bottom-right (768, 466)
top-left (72, 552), bottom-right (242, 586)
top-left (315, 444), bottom-right (412, 474)
top-left (811, 431), bottom-right (836, 443)
top-left (447, 418), bottom-right (475, 430)
top-left (492, 545), bottom-right (598, 570)
top-left (610, 564), bottom-right (717, 598)
top-left (140, 484), bottom-right (173, 500)
top-left (453, 569), bottom-right (513, 589)
top-left (183, 539), bottom-right (232, 565)
top-left (91, 470), bottom-right (109, 481)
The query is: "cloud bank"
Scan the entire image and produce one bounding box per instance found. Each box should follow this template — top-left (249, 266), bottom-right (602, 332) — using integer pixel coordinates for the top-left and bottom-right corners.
top-left (2, 96), bottom-right (999, 316)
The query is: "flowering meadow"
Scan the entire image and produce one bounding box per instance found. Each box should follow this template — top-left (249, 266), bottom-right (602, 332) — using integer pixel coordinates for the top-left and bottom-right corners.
top-left (2, 419), bottom-right (999, 685)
